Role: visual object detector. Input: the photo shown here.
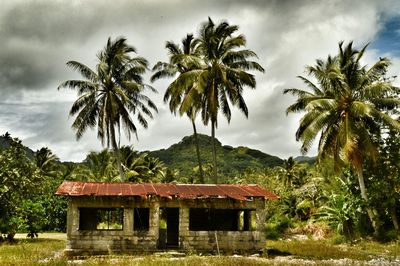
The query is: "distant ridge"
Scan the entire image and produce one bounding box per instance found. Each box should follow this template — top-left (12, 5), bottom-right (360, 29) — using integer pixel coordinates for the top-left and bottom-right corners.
top-left (146, 134), bottom-right (284, 178)
top-left (294, 155), bottom-right (317, 165)
top-left (0, 133), bottom-right (35, 159)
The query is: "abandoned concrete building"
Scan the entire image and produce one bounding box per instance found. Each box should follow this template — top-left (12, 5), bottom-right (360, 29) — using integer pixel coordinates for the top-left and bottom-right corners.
top-left (56, 181), bottom-right (278, 255)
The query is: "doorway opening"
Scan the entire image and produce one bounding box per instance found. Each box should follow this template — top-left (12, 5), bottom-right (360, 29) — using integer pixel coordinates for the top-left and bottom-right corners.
top-left (158, 208), bottom-right (179, 248)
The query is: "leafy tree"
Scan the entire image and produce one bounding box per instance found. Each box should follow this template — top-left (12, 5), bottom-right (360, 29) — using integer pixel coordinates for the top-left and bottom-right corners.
top-left (18, 200), bottom-right (46, 238)
top-left (152, 34), bottom-right (206, 182)
top-left (285, 41), bottom-right (400, 235)
top-left (0, 138), bottom-right (44, 240)
top-left (58, 37), bottom-right (157, 182)
top-left (365, 129), bottom-right (400, 233)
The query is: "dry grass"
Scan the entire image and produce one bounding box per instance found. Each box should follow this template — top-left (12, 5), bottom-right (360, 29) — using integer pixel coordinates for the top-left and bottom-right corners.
top-left (267, 239), bottom-right (400, 261)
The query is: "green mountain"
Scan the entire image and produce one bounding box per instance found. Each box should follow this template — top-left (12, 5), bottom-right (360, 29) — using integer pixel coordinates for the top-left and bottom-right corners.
top-left (294, 155), bottom-right (317, 165)
top-left (146, 134), bottom-right (283, 179)
top-left (0, 133), bottom-right (35, 159)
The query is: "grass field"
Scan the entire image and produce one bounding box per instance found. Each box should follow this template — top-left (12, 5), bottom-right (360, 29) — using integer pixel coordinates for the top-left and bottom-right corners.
top-left (1, 233), bottom-right (399, 265)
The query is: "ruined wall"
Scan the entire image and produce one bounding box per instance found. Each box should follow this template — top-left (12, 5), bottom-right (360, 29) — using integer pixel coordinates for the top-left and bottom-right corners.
top-left (178, 198), bottom-right (266, 253)
top-left (65, 197), bottom-right (159, 256)
top-left (64, 196), bottom-right (266, 256)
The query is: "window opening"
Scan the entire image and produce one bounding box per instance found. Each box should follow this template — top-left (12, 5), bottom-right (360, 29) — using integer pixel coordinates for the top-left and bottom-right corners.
top-left (79, 208), bottom-right (123, 230)
top-left (134, 208), bottom-right (150, 231)
top-left (189, 208), bottom-right (256, 231)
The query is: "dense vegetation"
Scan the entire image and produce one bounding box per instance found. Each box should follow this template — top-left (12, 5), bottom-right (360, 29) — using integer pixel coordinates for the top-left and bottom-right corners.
top-left (147, 134), bottom-right (283, 182)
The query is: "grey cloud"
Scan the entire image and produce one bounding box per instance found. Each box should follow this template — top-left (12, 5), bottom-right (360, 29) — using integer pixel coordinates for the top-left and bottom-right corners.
top-left (0, 1), bottom-right (102, 45)
top-left (0, 0), bottom-right (398, 161)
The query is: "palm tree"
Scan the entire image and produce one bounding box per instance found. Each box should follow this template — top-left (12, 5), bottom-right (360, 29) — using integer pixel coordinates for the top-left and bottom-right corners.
top-left (125, 153), bottom-right (166, 182)
top-left (34, 147), bottom-right (59, 173)
top-left (172, 18), bottom-right (264, 183)
top-left (84, 149), bottom-right (118, 182)
top-left (284, 41), bottom-right (400, 235)
top-left (152, 34), bottom-right (206, 182)
top-left (58, 37), bottom-right (157, 182)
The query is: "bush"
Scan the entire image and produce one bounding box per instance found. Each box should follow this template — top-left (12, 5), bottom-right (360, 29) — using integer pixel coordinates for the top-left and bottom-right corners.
top-left (18, 200), bottom-right (45, 238)
top-left (265, 216), bottom-right (292, 240)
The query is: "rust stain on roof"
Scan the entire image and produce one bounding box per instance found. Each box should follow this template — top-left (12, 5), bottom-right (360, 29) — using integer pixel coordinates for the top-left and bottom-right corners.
top-left (55, 181), bottom-right (278, 201)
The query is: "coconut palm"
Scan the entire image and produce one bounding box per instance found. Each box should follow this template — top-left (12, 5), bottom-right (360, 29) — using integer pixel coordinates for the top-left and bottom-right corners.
top-left (34, 147), bottom-right (59, 174)
top-left (84, 149), bottom-right (118, 182)
top-left (58, 37), bottom-right (157, 181)
top-left (125, 153), bottom-right (166, 182)
top-left (284, 41), bottom-right (400, 235)
top-left (151, 34), bottom-right (206, 182)
top-left (173, 18), bottom-right (264, 183)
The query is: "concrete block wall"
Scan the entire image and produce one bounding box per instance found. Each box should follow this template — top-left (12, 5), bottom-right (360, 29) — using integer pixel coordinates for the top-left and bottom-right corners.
top-left (65, 197), bottom-right (159, 256)
top-left (64, 197), bottom-right (266, 255)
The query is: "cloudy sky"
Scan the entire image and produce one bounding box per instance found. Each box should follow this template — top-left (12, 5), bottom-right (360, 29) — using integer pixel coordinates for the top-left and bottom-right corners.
top-left (1, 0), bottom-right (400, 162)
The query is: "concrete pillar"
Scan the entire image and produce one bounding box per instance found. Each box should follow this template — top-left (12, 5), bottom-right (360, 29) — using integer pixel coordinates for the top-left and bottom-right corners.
top-left (68, 200), bottom-right (79, 236)
top-left (256, 206), bottom-right (266, 249)
top-left (66, 200), bottom-right (79, 250)
top-left (149, 201), bottom-right (160, 245)
top-left (123, 208), bottom-right (134, 235)
top-left (179, 207), bottom-right (190, 249)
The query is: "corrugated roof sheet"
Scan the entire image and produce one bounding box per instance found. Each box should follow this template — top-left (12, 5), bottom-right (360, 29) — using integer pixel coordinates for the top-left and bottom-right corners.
top-left (55, 181), bottom-right (278, 201)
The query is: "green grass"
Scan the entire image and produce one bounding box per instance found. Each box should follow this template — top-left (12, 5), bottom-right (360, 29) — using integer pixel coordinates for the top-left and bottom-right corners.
top-left (267, 239), bottom-right (400, 261)
top-left (0, 238), bottom-right (65, 265)
top-left (1, 233), bottom-right (400, 265)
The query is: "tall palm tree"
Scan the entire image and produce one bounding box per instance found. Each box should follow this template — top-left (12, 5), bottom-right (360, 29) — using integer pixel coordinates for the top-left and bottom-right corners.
top-left (151, 34), bottom-right (206, 182)
top-left (173, 18), bottom-right (264, 183)
top-left (284, 41), bottom-right (400, 235)
top-left (58, 37), bottom-right (157, 182)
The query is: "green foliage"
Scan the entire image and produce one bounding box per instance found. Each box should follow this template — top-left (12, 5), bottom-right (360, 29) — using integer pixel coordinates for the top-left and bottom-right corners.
top-left (0, 132), bottom-right (35, 159)
top-left (40, 195), bottom-right (67, 232)
top-left (59, 37), bottom-right (158, 182)
top-left (18, 200), bottom-right (46, 238)
top-left (0, 137), bottom-right (45, 240)
top-left (83, 149), bottom-right (119, 181)
top-left (265, 216), bottom-right (292, 240)
top-left (317, 192), bottom-right (362, 241)
top-left (285, 41), bottom-right (400, 236)
top-left (148, 134), bottom-right (283, 182)
top-left (152, 34), bottom-right (206, 183)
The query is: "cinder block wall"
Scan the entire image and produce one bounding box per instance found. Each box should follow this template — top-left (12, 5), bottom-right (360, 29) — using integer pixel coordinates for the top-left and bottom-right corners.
top-left (178, 199), bottom-right (265, 253)
top-left (64, 197), bottom-right (265, 256)
top-left (65, 197), bottom-right (159, 256)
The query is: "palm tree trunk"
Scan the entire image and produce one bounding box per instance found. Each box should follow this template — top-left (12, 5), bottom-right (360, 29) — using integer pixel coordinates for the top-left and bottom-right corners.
top-left (110, 125), bottom-right (125, 182)
top-left (391, 206), bottom-right (399, 231)
top-left (192, 120), bottom-right (205, 183)
top-left (211, 121), bottom-right (218, 183)
top-left (356, 169), bottom-right (379, 235)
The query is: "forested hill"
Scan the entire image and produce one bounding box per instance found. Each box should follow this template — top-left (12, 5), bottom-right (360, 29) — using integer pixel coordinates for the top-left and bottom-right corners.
top-left (145, 134), bottom-right (284, 177)
top-left (0, 133), bottom-right (35, 159)
top-left (1, 132), bottom-right (284, 178)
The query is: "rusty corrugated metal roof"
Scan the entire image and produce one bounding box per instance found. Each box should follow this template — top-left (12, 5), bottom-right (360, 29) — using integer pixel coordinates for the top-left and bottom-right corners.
top-left (55, 181), bottom-right (278, 201)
